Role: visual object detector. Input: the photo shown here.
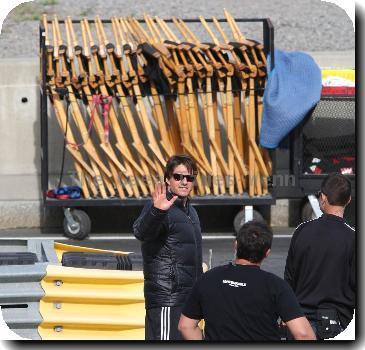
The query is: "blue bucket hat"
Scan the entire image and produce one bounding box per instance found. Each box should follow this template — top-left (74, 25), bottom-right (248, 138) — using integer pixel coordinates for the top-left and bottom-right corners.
top-left (260, 49), bottom-right (322, 148)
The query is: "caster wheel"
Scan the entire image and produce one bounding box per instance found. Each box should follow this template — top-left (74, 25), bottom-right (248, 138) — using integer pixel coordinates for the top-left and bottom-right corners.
top-left (63, 209), bottom-right (91, 240)
top-left (301, 201), bottom-right (317, 222)
top-left (233, 209), bottom-right (265, 235)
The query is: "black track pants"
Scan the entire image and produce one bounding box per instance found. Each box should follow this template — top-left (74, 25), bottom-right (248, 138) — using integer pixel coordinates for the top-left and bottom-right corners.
top-left (145, 306), bottom-right (184, 340)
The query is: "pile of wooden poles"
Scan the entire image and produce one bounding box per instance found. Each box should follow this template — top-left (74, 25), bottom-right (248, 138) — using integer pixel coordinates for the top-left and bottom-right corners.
top-left (42, 10), bottom-right (272, 199)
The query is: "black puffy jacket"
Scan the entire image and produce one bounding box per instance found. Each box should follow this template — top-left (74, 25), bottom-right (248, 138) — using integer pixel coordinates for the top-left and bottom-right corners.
top-left (133, 198), bottom-right (203, 309)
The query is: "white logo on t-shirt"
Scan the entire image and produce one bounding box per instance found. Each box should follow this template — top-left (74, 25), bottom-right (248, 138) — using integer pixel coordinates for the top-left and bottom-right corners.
top-left (223, 279), bottom-right (247, 288)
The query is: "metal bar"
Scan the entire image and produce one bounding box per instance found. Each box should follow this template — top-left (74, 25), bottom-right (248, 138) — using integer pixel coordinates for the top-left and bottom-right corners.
top-left (269, 148), bottom-right (277, 197)
top-left (40, 25), bottom-right (49, 204)
top-left (307, 194), bottom-right (323, 218)
top-left (49, 18), bottom-right (270, 24)
top-left (244, 206), bottom-right (254, 222)
top-left (292, 121), bottom-right (303, 185)
top-left (321, 96), bottom-right (355, 101)
top-left (301, 174), bottom-right (356, 180)
top-left (162, 18), bottom-right (269, 23)
top-left (44, 195), bottom-right (274, 207)
top-left (263, 18), bottom-right (275, 71)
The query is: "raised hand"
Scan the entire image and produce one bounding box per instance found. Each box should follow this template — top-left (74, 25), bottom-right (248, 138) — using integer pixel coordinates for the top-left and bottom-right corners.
top-left (152, 182), bottom-right (178, 211)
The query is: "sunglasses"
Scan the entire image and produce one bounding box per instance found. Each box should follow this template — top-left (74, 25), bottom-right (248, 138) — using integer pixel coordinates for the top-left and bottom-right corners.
top-left (172, 173), bottom-right (196, 182)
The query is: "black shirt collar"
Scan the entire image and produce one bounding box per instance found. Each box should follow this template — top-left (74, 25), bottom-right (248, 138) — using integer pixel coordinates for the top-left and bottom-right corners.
top-left (167, 190), bottom-right (190, 211)
top-left (230, 262), bottom-right (260, 268)
top-left (321, 213), bottom-right (345, 222)
top-left (177, 199), bottom-right (189, 216)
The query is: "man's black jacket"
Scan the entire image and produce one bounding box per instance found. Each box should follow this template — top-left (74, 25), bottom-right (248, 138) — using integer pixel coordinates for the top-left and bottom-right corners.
top-left (133, 198), bottom-right (203, 309)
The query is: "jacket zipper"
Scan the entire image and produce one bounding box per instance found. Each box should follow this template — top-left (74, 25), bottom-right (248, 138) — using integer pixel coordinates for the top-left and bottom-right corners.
top-left (187, 214), bottom-right (199, 280)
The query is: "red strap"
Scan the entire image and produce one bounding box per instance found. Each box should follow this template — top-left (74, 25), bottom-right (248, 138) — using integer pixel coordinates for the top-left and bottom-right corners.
top-left (66, 94), bottom-right (108, 149)
top-left (101, 96), bottom-right (112, 144)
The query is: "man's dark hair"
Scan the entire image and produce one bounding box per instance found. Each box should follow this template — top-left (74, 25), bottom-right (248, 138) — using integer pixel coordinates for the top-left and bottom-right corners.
top-left (164, 155), bottom-right (198, 181)
top-left (321, 173), bottom-right (351, 206)
top-left (236, 221), bottom-right (273, 263)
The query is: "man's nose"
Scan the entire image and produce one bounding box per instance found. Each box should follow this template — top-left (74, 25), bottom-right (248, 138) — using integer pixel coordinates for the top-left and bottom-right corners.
top-left (181, 177), bottom-right (188, 184)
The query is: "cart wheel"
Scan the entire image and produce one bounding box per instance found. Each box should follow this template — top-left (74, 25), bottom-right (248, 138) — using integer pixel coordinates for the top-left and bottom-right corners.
top-left (301, 201), bottom-right (317, 222)
top-left (63, 209), bottom-right (91, 240)
top-left (233, 209), bottom-right (265, 234)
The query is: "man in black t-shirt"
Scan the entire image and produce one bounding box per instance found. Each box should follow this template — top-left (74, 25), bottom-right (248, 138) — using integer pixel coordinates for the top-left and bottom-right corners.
top-left (178, 221), bottom-right (316, 341)
top-left (284, 174), bottom-right (355, 339)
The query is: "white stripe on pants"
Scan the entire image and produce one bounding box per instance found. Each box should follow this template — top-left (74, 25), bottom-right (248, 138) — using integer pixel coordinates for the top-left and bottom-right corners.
top-left (160, 307), bottom-right (171, 340)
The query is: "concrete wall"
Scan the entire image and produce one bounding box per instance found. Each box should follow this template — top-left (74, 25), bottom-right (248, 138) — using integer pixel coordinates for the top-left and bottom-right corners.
top-left (0, 58), bottom-right (68, 228)
top-left (0, 52), bottom-right (355, 229)
top-left (0, 58), bottom-right (41, 228)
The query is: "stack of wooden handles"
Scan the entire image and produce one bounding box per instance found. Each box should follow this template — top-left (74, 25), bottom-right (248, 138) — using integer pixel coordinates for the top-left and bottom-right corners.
top-left (42, 10), bottom-right (272, 199)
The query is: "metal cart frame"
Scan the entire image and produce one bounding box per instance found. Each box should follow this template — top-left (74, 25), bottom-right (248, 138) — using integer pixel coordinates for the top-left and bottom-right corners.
top-left (39, 17), bottom-right (275, 237)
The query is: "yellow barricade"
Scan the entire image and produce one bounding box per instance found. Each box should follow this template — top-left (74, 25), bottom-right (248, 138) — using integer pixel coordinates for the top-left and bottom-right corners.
top-left (321, 69), bottom-right (355, 83)
top-left (39, 265), bottom-right (145, 340)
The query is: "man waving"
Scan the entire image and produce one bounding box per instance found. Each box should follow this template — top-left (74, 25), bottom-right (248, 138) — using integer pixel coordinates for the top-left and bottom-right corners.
top-left (133, 155), bottom-right (203, 340)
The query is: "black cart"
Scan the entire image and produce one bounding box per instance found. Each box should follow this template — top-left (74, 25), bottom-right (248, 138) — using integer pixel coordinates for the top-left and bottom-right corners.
top-left (40, 17), bottom-right (276, 239)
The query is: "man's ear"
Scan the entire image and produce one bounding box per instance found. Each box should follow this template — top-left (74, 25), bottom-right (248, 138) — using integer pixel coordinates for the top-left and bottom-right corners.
top-left (265, 248), bottom-right (271, 258)
top-left (319, 193), bottom-right (326, 207)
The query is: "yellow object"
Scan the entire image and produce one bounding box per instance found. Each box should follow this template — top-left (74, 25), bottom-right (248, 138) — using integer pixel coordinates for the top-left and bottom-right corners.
top-left (321, 69), bottom-right (355, 83)
top-left (39, 265), bottom-right (145, 340)
top-left (54, 242), bottom-right (131, 263)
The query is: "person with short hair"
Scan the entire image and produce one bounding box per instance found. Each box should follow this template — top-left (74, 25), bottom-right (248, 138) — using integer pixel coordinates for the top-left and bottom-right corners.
top-left (178, 221), bottom-right (316, 341)
top-left (284, 173), bottom-right (355, 339)
top-left (133, 154), bottom-right (203, 340)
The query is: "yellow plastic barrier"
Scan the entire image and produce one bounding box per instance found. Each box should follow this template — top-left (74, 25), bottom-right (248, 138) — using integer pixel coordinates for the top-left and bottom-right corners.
top-left (39, 265), bottom-right (145, 340)
top-left (321, 69), bottom-right (355, 83)
top-left (54, 242), bottom-right (132, 263)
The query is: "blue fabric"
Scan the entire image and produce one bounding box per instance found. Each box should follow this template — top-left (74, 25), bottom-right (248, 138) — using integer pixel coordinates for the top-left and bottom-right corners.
top-left (54, 186), bottom-right (81, 199)
top-left (260, 50), bottom-right (322, 149)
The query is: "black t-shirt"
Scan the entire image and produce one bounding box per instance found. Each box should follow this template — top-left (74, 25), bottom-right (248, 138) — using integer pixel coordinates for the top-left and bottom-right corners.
top-left (284, 214), bottom-right (355, 327)
top-left (182, 263), bottom-right (303, 341)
